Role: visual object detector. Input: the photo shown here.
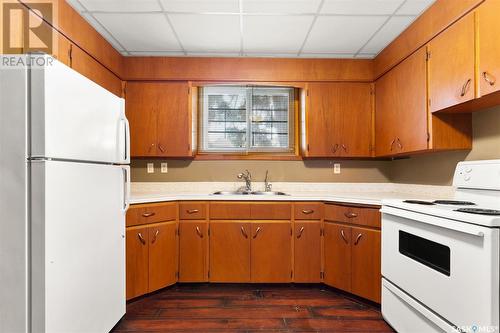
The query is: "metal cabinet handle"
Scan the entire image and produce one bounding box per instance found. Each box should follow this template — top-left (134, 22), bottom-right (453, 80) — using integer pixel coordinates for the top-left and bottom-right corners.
top-left (296, 226), bottom-right (305, 239)
top-left (460, 78), bottom-right (472, 97)
top-left (187, 209), bottom-right (199, 214)
top-left (158, 143), bottom-right (166, 153)
top-left (240, 226), bottom-right (248, 239)
top-left (390, 139), bottom-right (396, 151)
top-left (151, 230), bottom-right (159, 244)
top-left (340, 230), bottom-right (349, 244)
top-left (142, 212), bottom-right (155, 218)
top-left (344, 212), bottom-right (358, 218)
top-left (341, 144), bottom-right (348, 153)
top-left (396, 138), bottom-right (403, 150)
top-left (483, 71), bottom-right (496, 86)
top-left (137, 232), bottom-right (146, 245)
top-left (301, 209), bottom-right (314, 215)
top-left (148, 143), bottom-right (155, 152)
top-left (332, 144), bottom-right (339, 154)
top-left (354, 233), bottom-right (363, 245)
top-left (253, 227), bottom-right (261, 239)
top-left (195, 226), bottom-right (203, 238)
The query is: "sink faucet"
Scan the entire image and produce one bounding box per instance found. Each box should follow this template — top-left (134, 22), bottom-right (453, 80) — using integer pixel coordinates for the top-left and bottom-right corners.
top-left (264, 170), bottom-right (272, 192)
top-left (237, 170), bottom-right (252, 192)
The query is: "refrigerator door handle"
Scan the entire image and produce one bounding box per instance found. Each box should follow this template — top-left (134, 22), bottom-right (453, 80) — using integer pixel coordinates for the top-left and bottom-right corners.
top-left (118, 118), bottom-right (130, 164)
top-left (122, 166), bottom-right (130, 212)
top-left (124, 117), bottom-right (130, 163)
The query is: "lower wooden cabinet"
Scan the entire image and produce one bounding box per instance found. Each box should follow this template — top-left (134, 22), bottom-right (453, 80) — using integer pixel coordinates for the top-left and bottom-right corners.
top-left (126, 226), bottom-right (149, 300)
top-left (209, 221), bottom-right (292, 283)
top-left (250, 222), bottom-right (292, 283)
top-left (179, 221), bottom-right (209, 282)
top-left (294, 221), bottom-right (322, 283)
top-left (324, 222), bottom-right (351, 291)
top-left (209, 222), bottom-right (251, 282)
top-left (323, 221), bottom-right (381, 303)
top-left (126, 221), bottom-right (178, 300)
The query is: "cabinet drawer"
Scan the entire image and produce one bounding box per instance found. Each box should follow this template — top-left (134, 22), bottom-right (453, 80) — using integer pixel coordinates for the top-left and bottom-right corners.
top-left (251, 203), bottom-right (291, 220)
top-left (324, 204), bottom-right (381, 228)
top-left (294, 203), bottom-right (323, 220)
top-left (127, 202), bottom-right (177, 227)
top-left (209, 202), bottom-right (251, 220)
top-left (179, 202), bottom-right (207, 220)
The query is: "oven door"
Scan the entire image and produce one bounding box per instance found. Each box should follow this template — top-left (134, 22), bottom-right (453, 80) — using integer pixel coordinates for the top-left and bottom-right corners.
top-left (381, 206), bottom-right (499, 331)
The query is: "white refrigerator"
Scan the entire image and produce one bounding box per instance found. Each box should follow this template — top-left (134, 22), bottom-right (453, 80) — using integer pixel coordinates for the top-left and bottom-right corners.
top-left (0, 55), bottom-right (130, 333)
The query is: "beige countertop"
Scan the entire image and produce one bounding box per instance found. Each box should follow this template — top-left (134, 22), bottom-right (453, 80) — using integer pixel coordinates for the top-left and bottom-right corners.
top-left (130, 182), bottom-right (453, 206)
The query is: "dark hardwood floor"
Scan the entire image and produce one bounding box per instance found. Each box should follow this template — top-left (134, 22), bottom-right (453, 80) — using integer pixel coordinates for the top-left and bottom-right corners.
top-left (112, 284), bottom-right (394, 333)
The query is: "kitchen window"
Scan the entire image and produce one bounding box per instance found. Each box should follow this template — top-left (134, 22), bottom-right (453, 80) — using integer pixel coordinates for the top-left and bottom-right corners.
top-left (199, 85), bottom-right (295, 154)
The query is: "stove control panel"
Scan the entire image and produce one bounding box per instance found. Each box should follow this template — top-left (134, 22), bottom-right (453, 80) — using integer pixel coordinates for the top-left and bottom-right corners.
top-left (453, 160), bottom-right (500, 190)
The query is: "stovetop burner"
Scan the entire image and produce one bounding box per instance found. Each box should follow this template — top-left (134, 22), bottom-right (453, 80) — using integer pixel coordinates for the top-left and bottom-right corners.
top-left (433, 200), bottom-right (476, 206)
top-left (403, 200), bottom-right (435, 205)
top-left (455, 208), bottom-right (500, 216)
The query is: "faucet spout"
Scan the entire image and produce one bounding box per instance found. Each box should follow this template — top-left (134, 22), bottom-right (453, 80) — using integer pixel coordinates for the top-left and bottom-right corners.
top-left (237, 170), bottom-right (252, 192)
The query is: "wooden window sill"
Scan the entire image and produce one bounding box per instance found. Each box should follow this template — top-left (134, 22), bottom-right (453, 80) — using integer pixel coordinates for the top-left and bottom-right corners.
top-left (194, 153), bottom-right (303, 161)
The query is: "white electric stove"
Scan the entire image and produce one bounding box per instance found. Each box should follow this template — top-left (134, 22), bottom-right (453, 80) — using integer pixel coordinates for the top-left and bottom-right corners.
top-left (381, 160), bottom-right (500, 333)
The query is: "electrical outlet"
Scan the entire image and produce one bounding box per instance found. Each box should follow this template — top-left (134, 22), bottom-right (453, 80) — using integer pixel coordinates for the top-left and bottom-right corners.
top-left (147, 163), bottom-right (154, 174)
top-left (334, 163), bottom-right (341, 174)
top-left (161, 162), bottom-right (168, 173)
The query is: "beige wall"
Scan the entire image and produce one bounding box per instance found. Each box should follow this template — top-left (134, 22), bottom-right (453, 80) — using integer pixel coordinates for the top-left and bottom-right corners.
top-left (131, 106), bottom-right (500, 185)
top-left (131, 159), bottom-right (391, 183)
top-left (389, 105), bottom-right (500, 185)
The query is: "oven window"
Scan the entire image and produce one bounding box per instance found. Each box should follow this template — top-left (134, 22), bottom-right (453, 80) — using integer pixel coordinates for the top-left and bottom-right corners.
top-left (399, 231), bottom-right (451, 276)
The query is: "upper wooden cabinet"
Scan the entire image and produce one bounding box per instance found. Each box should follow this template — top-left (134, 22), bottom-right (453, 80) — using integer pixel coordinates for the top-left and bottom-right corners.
top-left (304, 83), bottom-right (373, 158)
top-left (428, 13), bottom-right (475, 112)
top-left (126, 82), bottom-right (193, 158)
top-left (477, 0), bottom-right (500, 98)
top-left (375, 47), bottom-right (428, 156)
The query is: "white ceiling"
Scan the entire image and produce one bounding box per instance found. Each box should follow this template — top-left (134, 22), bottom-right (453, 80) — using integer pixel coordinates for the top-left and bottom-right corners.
top-left (66, 0), bottom-right (435, 58)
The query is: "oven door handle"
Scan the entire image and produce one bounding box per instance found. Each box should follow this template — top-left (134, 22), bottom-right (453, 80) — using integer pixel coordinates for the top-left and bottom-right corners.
top-left (381, 206), bottom-right (486, 238)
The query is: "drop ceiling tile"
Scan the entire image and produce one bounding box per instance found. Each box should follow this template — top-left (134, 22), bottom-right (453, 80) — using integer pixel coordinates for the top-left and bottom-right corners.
top-left (300, 53), bottom-right (356, 58)
top-left (169, 14), bottom-right (240, 52)
top-left (244, 52), bottom-right (299, 57)
top-left (160, 0), bottom-right (239, 13)
top-left (360, 16), bottom-right (415, 54)
top-left (79, 0), bottom-right (161, 12)
top-left (396, 0), bottom-right (435, 15)
top-left (243, 15), bottom-right (313, 53)
top-left (321, 0), bottom-right (404, 15)
top-left (187, 52), bottom-right (241, 57)
top-left (81, 13), bottom-right (124, 51)
top-left (303, 16), bottom-right (387, 53)
top-left (93, 13), bottom-right (181, 51)
top-left (129, 51), bottom-right (186, 56)
top-left (243, 0), bottom-right (321, 14)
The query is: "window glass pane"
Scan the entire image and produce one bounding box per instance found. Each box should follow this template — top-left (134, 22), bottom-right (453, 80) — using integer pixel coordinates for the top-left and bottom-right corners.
top-left (200, 86), bottom-right (294, 153)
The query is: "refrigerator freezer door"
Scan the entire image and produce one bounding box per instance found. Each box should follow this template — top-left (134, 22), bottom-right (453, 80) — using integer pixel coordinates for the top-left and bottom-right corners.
top-left (30, 160), bottom-right (127, 333)
top-left (30, 55), bottom-right (128, 164)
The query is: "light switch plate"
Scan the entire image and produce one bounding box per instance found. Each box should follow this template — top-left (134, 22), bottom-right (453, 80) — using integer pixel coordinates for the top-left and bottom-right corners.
top-left (161, 162), bottom-right (168, 173)
top-left (334, 163), bottom-right (341, 174)
top-left (147, 163), bottom-right (154, 173)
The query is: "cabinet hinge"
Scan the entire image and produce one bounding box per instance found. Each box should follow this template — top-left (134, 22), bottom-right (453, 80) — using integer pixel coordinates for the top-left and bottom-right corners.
top-left (307, 144), bottom-right (310, 151)
top-left (426, 51), bottom-right (431, 61)
top-left (427, 132), bottom-right (430, 142)
top-left (290, 228), bottom-right (293, 236)
top-left (176, 228), bottom-right (180, 236)
top-left (188, 87), bottom-right (190, 95)
top-left (208, 228), bottom-right (210, 236)
top-left (428, 99), bottom-right (431, 107)
top-left (208, 271), bottom-right (210, 279)
top-left (290, 270), bottom-right (293, 279)
top-left (176, 271), bottom-right (179, 279)
top-left (306, 89), bottom-right (309, 97)
top-left (320, 228), bottom-right (324, 236)
top-left (370, 86), bottom-right (375, 95)
top-left (320, 271), bottom-right (324, 279)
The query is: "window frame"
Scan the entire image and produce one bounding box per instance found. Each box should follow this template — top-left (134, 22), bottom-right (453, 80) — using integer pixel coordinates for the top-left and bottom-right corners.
top-left (198, 84), bottom-right (297, 155)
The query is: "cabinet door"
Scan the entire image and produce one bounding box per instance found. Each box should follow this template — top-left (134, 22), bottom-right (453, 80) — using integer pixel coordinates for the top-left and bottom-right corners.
top-left (251, 222), bottom-right (292, 282)
top-left (125, 82), bottom-right (158, 157)
top-left (148, 221), bottom-right (178, 292)
top-left (179, 221), bottom-right (208, 282)
top-left (209, 222), bottom-right (251, 282)
top-left (337, 83), bottom-right (373, 157)
top-left (428, 13), bottom-right (475, 112)
top-left (156, 82), bottom-right (192, 157)
top-left (294, 221), bottom-right (321, 283)
top-left (305, 83), bottom-right (337, 157)
top-left (126, 227), bottom-right (149, 300)
top-left (323, 222), bottom-right (351, 291)
top-left (70, 44), bottom-right (122, 97)
top-left (375, 47), bottom-right (428, 156)
top-left (351, 227), bottom-right (381, 303)
top-left (478, 0), bottom-right (500, 97)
